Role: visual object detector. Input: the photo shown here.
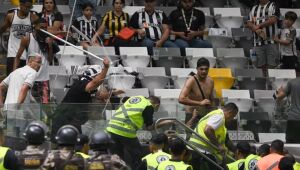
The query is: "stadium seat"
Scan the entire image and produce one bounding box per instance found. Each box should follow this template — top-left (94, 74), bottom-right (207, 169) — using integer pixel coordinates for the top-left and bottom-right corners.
top-left (57, 46), bottom-right (86, 74)
top-left (280, 8), bottom-right (300, 28)
top-left (137, 67), bottom-right (169, 95)
top-left (87, 46), bottom-right (119, 65)
top-left (108, 74), bottom-right (136, 90)
top-left (213, 8), bottom-right (244, 29)
top-left (152, 47), bottom-right (183, 75)
top-left (200, 0), bottom-right (226, 8)
top-left (170, 68), bottom-right (196, 89)
top-left (258, 133), bottom-right (286, 143)
top-left (123, 6), bottom-right (144, 16)
top-left (196, 7), bottom-right (214, 28)
top-left (156, 6), bottom-right (176, 16)
top-left (153, 89), bottom-right (183, 117)
top-left (207, 28), bottom-right (233, 52)
top-left (254, 90), bottom-right (276, 119)
top-left (235, 69), bottom-right (267, 97)
top-left (51, 88), bottom-right (69, 103)
top-left (268, 69), bottom-right (296, 89)
top-left (119, 47), bottom-right (150, 68)
top-left (95, 6), bottom-right (113, 17)
top-left (49, 66), bottom-right (70, 89)
top-left (208, 68), bottom-right (235, 98)
top-left (222, 89), bottom-right (253, 112)
top-left (122, 88), bottom-right (150, 97)
top-left (231, 28), bottom-right (252, 57)
top-left (216, 48), bottom-right (248, 69)
top-left (185, 48), bottom-right (216, 68)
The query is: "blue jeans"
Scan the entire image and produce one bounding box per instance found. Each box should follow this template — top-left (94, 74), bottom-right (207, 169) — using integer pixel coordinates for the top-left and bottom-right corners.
top-left (174, 38), bottom-right (213, 48)
top-left (140, 38), bottom-right (179, 55)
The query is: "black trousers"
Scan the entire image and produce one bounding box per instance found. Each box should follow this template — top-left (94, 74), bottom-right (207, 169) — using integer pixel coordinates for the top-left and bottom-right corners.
top-left (6, 58), bottom-right (26, 75)
top-left (189, 150), bottom-right (221, 170)
top-left (286, 120), bottom-right (300, 143)
top-left (281, 55), bottom-right (298, 69)
top-left (109, 132), bottom-right (145, 170)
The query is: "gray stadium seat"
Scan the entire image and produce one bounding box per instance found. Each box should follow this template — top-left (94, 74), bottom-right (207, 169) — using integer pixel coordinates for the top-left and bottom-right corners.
top-left (222, 89), bottom-right (253, 112)
top-left (258, 133), bottom-right (286, 143)
top-left (57, 46), bottom-right (86, 74)
top-left (196, 7), bottom-right (214, 28)
top-left (186, 48), bottom-right (216, 68)
top-left (214, 8), bottom-right (244, 29)
top-left (231, 28), bottom-right (253, 57)
top-left (268, 69), bottom-right (296, 89)
top-left (170, 68), bottom-right (196, 89)
top-left (254, 90), bottom-right (276, 120)
top-left (122, 88), bottom-right (150, 97)
top-left (120, 47), bottom-right (150, 68)
top-left (216, 48), bottom-right (248, 69)
top-left (87, 46), bottom-right (119, 65)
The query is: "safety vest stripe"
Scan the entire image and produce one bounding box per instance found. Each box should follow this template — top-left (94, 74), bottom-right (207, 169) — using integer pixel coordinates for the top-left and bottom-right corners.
top-left (111, 106), bottom-right (142, 130)
top-left (147, 166), bottom-right (156, 170)
top-left (121, 105), bottom-right (139, 130)
top-left (110, 117), bottom-right (134, 126)
top-left (107, 124), bottom-right (136, 134)
top-left (114, 108), bottom-right (145, 116)
top-left (266, 161), bottom-right (279, 170)
top-left (189, 140), bottom-right (211, 152)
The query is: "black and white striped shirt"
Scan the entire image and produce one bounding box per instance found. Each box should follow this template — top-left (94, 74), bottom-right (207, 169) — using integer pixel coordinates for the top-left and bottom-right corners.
top-left (73, 16), bottom-right (98, 41)
top-left (249, 1), bottom-right (280, 46)
top-left (130, 8), bottom-right (169, 40)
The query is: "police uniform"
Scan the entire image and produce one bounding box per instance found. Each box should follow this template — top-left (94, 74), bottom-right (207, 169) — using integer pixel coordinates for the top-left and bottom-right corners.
top-left (156, 160), bottom-right (193, 170)
top-left (142, 150), bottom-right (171, 170)
top-left (40, 147), bottom-right (85, 170)
top-left (226, 159), bottom-right (245, 170)
top-left (106, 96), bottom-right (155, 167)
top-left (0, 146), bottom-right (20, 170)
top-left (87, 153), bottom-right (129, 170)
top-left (16, 145), bottom-right (47, 169)
top-left (244, 154), bottom-right (260, 170)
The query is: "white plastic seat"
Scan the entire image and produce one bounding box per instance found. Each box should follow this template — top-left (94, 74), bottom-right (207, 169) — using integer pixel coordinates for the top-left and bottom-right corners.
top-left (108, 75), bottom-right (136, 90)
top-left (186, 48), bottom-right (216, 68)
top-left (268, 69), bottom-right (296, 89)
top-left (87, 46), bottom-right (119, 65)
top-left (254, 90), bottom-right (276, 119)
top-left (258, 133), bottom-right (286, 143)
top-left (49, 75), bottom-right (70, 89)
top-left (231, 28), bottom-right (253, 57)
top-left (122, 88), bottom-right (149, 97)
top-left (123, 6), bottom-right (144, 16)
top-left (119, 47), bottom-right (150, 68)
top-left (196, 7), bottom-right (214, 28)
top-left (216, 48), bottom-right (248, 69)
top-left (207, 29), bottom-right (233, 52)
top-left (57, 46), bottom-right (86, 74)
top-left (152, 48), bottom-right (183, 74)
top-left (214, 8), bottom-right (244, 29)
top-left (154, 89), bottom-right (183, 116)
top-left (137, 67), bottom-right (169, 95)
top-left (222, 89), bottom-right (253, 112)
top-left (108, 66), bottom-right (136, 75)
top-left (170, 68), bottom-right (196, 89)
top-left (280, 8), bottom-right (300, 28)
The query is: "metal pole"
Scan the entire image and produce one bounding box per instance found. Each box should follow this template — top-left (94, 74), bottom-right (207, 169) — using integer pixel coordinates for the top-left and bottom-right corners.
top-left (39, 29), bottom-right (104, 61)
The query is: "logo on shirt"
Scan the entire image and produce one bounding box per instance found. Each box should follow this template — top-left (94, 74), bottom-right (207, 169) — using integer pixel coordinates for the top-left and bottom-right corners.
top-left (129, 97), bottom-right (141, 104)
top-left (165, 165), bottom-right (175, 170)
top-left (248, 159), bottom-right (258, 170)
top-left (156, 155), bottom-right (169, 163)
top-left (11, 24), bottom-right (32, 39)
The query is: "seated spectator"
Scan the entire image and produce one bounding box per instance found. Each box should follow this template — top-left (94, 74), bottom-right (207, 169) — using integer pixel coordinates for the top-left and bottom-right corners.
top-left (69, 0), bottom-right (98, 20)
top-left (91, 0), bottom-right (135, 47)
top-left (257, 140), bottom-right (284, 170)
top-left (73, 2), bottom-right (100, 50)
top-left (169, 0), bottom-right (212, 48)
top-left (129, 0), bottom-right (178, 53)
top-left (273, 11), bottom-right (298, 69)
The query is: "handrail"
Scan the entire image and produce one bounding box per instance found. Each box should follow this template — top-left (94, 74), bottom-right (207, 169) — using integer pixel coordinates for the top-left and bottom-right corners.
top-left (155, 117), bottom-right (236, 162)
top-left (175, 134), bottom-right (224, 170)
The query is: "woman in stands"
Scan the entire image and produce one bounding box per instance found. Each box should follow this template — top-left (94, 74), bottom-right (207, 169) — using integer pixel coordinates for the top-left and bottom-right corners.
top-left (91, 0), bottom-right (134, 47)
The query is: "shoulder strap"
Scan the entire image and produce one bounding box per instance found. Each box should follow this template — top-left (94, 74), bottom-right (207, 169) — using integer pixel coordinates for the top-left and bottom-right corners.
top-left (193, 75), bottom-right (206, 99)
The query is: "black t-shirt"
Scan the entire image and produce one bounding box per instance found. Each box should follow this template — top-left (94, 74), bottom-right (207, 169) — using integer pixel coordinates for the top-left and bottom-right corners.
top-left (142, 106), bottom-right (154, 127)
top-left (38, 11), bottom-right (63, 26)
top-left (62, 78), bottom-right (92, 103)
top-left (169, 8), bottom-right (205, 32)
top-left (4, 149), bottom-right (20, 170)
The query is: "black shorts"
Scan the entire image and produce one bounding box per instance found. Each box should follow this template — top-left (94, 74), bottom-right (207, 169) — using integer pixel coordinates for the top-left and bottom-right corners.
top-left (6, 58), bottom-right (26, 75)
top-left (281, 55), bottom-right (298, 69)
top-left (286, 120), bottom-right (300, 143)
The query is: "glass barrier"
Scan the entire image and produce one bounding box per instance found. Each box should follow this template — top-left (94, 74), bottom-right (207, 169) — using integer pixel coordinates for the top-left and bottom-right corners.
top-left (0, 101), bottom-right (289, 150)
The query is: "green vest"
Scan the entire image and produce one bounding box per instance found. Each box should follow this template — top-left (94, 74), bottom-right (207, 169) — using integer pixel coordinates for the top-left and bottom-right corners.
top-left (244, 154), bottom-right (260, 170)
top-left (106, 96), bottom-right (152, 138)
top-left (189, 109), bottom-right (227, 161)
top-left (294, 162), bottom-right (300, 170)
top-left (157, 160), bottom-right (192, 170)
top-left (227, 159), bottom-right (245, 170)
top-left (0, 147), bottom-right (9, 170)
top-left (142, 150), bottom-right (171, 170)
top-left (76, 152), bottom-right (90, 159)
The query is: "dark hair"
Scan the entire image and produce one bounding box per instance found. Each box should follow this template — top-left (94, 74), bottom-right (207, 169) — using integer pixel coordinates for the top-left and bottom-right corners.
top-left (150, 133), bottom-right (168, 145)
top-left (285, 11), bottom-right (298, 22)
top-left (169, 138), bottom-right (186, 156)
top-left (20, 0), bottom-right (33, 3)
top-left (271, 139), bottom-right (284, 154)
top-left (236, 141), bottom-right (251, 157)
top-left (196, 57), bottom-right (210, 68)
top-left (279, 156), bottom-right (295, 170)
top-left (148, 96), bottom-right (160, 105)
top-left (81, 2), bottom-right (94, 10)
top-left (223, 103), bottom-right (239, 114)
top-left (42, 0), bottom-right (58, 13)
top-left (258, 144), bottom-right (270, 157)
top-left (113, 0), bottom-right (125, 5)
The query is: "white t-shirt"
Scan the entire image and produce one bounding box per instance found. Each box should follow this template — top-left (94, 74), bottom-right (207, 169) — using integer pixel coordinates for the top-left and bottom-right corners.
top-left (1, 65), bottom-right (37, 106)
top-left (206, 112), bottom-right (224, 130)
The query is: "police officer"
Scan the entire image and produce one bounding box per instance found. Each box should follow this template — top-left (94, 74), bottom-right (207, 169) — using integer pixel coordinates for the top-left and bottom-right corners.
top-left (226, 141), bottom-right (251, 170)
top-left (16, 121), bottom-right (48, 169)
top-left (40, 125), bottom-right (86, 170)
top-left (138, 133), bottom-right (171, 170)
top-left (189, 103), bottom-right (238, 170)
top-left (75, 134), bottom-right (90, 159)
top-left (157, 137), bottom-right (192, 170)
top-left (106, 95), bottom-right (160, 168)
top-left (87, 131), bottom-right (129, 170)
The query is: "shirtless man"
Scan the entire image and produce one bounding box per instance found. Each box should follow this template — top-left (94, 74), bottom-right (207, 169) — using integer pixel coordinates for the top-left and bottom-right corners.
top-left (178, 58), bottom-right (215, 129)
